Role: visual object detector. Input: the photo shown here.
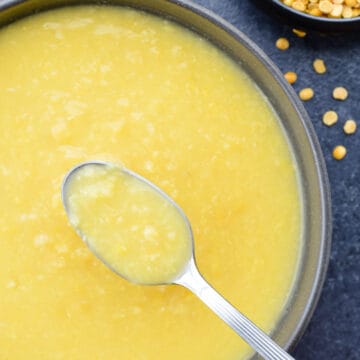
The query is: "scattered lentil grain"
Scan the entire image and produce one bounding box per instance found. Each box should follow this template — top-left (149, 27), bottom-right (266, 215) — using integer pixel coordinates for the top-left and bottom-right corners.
top-left (332, 145), bottom-right (347, 160)
top-left (292, 28), bottom-right (307, 37)
top-left (284, 71), bottom-right (298, 84)
top-left (343, 119), bottom-right (357, 134)
top-left (333, 86), bottom-right (348, 100)
top-left (299, 88), bottom-right (314, 101)
top-left (276, 37), bottom-right (290, 50)
top-left (313, 59), bottom-right (327, 74)
top-left (323, 110), bottom-right (338, 126)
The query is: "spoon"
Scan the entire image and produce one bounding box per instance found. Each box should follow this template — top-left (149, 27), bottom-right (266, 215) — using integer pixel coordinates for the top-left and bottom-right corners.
top-left (62, 161), bottom-right (294, 360)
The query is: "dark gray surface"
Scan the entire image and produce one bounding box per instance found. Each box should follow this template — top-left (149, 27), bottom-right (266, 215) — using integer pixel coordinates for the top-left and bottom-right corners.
top-left (192, 1), bottom-right (360, 359)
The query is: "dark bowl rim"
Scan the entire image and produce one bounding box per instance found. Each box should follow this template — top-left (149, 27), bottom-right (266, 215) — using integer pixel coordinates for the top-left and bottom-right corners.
top-left (0, 0), bottom-right (332, 355)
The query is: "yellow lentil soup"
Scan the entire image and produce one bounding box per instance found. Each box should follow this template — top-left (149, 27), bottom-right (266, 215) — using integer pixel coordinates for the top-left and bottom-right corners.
top-left (0, 6), bottom-right (301, 360)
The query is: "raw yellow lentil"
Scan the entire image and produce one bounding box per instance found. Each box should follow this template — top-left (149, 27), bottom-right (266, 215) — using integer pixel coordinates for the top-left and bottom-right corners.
top-left (292, 28), bottom-right (307, 37)
top-left (346, 0), bottom-right (358, 6)
top-left (319, 0), bottom-right (334, 14)
top-left (323, 110), bottom-right (338, 126)
top-left (276, 37), bottom-right (290, 50)
top-left (331, 4), bottom-right (344, 18)
top-left (313, 59), bottom-right (327, 74)
top-left (284, 71), bottom-right (298, 84)
top-left (342, 5), bottom-right (353, 17)
top-left (343, 119), bottom-right (357, 134)
top-left (292, 1), bottom-right (306, 11)
top-left (333, 87), bottom-right (348, 100)
top-left (332, 145), bottom-right (347, 160)
top-left (299, 88), bottom-right (314, 101)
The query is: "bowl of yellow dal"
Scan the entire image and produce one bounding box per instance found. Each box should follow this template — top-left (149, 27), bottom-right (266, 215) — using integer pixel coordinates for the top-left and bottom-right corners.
top-left (0, 1), bottom-right (331, 359)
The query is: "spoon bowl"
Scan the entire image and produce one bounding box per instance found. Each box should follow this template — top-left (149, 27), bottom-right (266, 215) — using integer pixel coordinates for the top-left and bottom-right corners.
top-left (62, 160), bottom-right (294, 360)
top-left (62, 160), bottom-right (195, 285)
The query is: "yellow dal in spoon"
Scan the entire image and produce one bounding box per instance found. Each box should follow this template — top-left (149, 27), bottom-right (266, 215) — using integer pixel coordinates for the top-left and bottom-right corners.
top-left (66, 164), bottom-right (192, 285)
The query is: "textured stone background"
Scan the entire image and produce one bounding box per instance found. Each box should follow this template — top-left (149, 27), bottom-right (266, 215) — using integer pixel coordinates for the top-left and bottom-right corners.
top-left (191, 1), bottom-right (360, 359)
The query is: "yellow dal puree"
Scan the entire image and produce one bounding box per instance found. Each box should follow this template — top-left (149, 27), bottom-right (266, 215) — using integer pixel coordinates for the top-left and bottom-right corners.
top-left (0, 6), bottom-right (301, 360)
top-left (66, 163), bottom-right (192, 284)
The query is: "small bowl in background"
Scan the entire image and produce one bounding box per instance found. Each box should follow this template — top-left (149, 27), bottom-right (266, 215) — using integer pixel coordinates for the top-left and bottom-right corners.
top-left (255, 0), bottom-right (360, 32)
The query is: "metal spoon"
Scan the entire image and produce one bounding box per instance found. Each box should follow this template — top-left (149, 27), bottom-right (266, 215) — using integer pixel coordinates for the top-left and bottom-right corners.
top-left (62, 161), bottom-right (294, 360)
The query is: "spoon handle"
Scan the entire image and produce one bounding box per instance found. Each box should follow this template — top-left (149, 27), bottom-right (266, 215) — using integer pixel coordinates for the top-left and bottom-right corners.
top-left (175, 258), bottom-right (294, 360)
